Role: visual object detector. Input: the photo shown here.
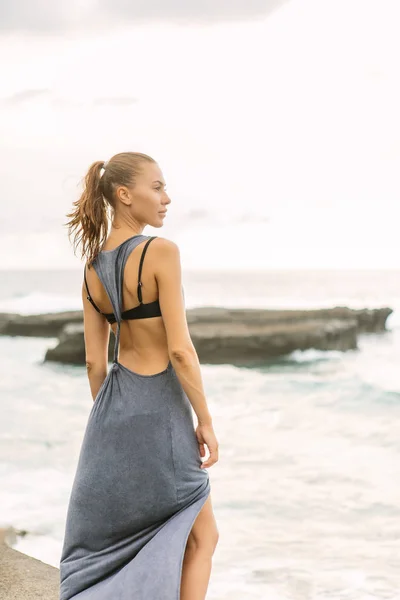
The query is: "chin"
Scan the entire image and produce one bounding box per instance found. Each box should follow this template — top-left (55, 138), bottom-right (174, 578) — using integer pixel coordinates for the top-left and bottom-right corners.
top-left (149, 219), bottom-right (164, 229)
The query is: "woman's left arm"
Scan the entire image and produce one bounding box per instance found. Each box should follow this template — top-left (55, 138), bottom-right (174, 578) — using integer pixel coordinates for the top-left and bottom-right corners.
top-left (81, 282), bottom-right (110, 401)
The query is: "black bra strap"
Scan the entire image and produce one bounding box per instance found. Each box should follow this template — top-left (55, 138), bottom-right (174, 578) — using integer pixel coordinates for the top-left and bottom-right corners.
top-left (137, 236), bottom-right (157, 303)
top-left (83, 264), bottom-right (103, 314)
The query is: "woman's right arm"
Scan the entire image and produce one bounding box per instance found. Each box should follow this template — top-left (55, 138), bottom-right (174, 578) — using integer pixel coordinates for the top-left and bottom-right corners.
top-left (154, 237), bottom-right (218, 468)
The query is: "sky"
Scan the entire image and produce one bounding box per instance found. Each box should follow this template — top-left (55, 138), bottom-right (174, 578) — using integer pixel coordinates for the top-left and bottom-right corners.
top-left (0, 0), bottom-right (399, 270)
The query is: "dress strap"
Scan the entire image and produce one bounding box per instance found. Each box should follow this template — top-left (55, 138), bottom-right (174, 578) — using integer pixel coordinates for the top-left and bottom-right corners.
top-left (113, 322), bottom-right (120, 364)
top-left (137, 236), bottom-right (157, 303)
top-left (113, 235), bottom-right (154, 364)
top-left (85, 235), bottom-right (152, 367)
top-left (84, 262), bottom-right (119, 364)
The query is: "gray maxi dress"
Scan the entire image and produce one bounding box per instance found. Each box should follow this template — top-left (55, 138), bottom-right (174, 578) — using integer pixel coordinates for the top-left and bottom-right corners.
top-left (59, 235), bottom-right (211, 600)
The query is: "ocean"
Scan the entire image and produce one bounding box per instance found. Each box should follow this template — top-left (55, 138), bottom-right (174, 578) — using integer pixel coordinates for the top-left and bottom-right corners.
top-left (0, 268), bottom-right (399, 600)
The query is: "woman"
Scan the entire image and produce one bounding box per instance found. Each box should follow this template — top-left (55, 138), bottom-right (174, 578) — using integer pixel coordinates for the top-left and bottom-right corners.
top-left (59, 152), bottom-right (219, 600)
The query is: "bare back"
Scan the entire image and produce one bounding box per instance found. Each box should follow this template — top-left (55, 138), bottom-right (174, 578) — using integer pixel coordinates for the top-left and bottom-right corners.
top-left (84, 235), bottom-right (192, 376)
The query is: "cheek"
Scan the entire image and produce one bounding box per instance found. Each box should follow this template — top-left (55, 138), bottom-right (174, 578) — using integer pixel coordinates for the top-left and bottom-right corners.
top-left (134, 193), bottom-right (158, 216)
top-left (148, 192), bottom-right (161, 209)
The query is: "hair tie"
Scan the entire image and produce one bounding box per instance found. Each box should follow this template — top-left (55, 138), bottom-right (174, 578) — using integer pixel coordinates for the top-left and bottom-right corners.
top-left (100, 161), bottom-right (108, 177)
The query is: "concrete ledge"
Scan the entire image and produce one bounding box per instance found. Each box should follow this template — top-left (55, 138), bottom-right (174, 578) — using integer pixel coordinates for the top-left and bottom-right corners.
top-left (0, 541), bottom-right (59, 600)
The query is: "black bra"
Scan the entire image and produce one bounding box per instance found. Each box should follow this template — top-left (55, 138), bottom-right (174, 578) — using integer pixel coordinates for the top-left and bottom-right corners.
top-left (84, 236), bottom-right (162, 324)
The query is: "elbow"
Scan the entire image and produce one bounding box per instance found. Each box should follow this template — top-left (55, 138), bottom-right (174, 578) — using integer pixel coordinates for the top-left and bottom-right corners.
top-left (169, 346), bottom-right (196, 363)
top-left (85, 359), bottom-right (107, 373)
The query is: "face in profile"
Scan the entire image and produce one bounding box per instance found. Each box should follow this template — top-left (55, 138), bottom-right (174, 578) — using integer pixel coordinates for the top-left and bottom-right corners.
top-left (117, 161), bottom-right (171, 228)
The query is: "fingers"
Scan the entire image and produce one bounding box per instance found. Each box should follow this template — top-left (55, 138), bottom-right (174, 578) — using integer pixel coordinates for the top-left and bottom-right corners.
top-left (198, 442), bottom-right (206, 457)
top-left (200, 443), bottom-right (219, 469)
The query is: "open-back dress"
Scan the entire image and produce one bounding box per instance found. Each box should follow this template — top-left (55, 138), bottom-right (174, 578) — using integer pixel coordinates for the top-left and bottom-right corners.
top-left (59, 234), bottom-right (211, 600)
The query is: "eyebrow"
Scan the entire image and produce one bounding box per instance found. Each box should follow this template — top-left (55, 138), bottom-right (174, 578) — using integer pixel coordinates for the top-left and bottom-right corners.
top-left (153, 180), bottom-right (166, 186)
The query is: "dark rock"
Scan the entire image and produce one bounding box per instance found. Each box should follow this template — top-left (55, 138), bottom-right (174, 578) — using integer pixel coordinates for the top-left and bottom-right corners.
top-left (0, 311), bottom-right (83, 337)
top-left (1, 306), bottom-right (393, 366)
top-left (186, 306), bottom-right (393, 333)
top-left (45, 323), bottom-right (99, 365)
top-left (189, 318), bottom-right (359, 365)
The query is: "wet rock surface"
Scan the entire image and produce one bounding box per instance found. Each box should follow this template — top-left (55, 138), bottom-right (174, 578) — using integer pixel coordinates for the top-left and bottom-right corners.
top-left (0, 306), bottom-right (393, 366)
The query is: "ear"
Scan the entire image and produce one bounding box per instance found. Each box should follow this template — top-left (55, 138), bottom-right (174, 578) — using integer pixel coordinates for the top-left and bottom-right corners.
top-left (116, 185), bottom-right (132, 205)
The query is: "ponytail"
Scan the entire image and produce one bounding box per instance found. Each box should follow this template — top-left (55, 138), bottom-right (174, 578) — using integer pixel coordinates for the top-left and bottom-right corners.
top-left (65, 152), bottom-right (156, 267)
top-left (65, 160), bottom-right (110, 267)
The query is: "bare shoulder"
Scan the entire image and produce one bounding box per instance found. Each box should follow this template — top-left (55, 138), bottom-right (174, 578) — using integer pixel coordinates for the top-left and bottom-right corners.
top-left (151, 236), bottom-right (180, 255)
top-left (150, 237), bottom-right (181, 272)
top-left (151, 236), bottom-right (191, 353)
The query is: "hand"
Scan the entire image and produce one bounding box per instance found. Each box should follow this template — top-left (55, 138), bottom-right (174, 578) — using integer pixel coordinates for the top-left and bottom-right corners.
top-left (195, 423), bottom-right (219, 469)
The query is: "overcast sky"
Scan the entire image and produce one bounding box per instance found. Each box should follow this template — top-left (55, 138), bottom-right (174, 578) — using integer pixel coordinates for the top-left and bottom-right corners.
top-left (0, 0), bottom-right (399, 270)
top-left (0, 0), bottom-right (288, 32)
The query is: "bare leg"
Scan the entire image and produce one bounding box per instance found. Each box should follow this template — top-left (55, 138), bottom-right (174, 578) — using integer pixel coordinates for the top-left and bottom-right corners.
top-left (180, 495), bottom-right (219, 600)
